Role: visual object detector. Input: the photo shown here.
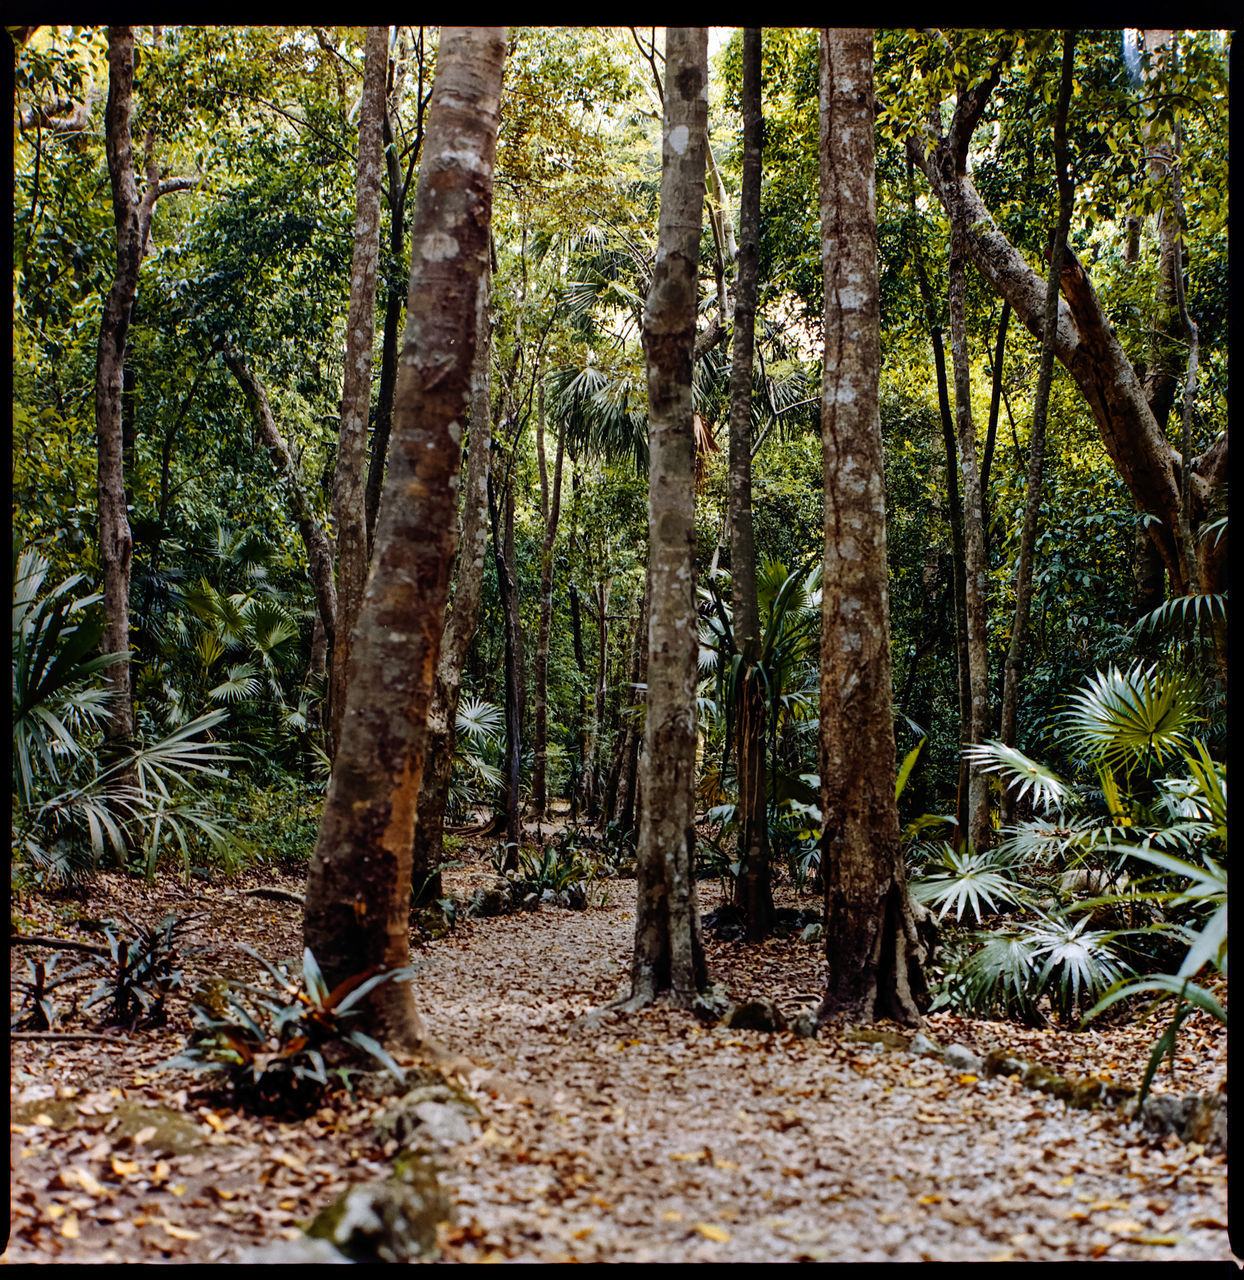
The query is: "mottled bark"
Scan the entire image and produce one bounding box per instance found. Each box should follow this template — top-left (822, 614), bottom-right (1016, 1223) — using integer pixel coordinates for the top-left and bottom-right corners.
top-left (999, 32), bottom-right (1076, 829)
top-left (303, 26), bottom-right (505, 1051)
top-left (410, 266), bottom-right (494, 908)
top-left (630, 27), bottom-right (710, 1009)
top-left (223, 349), bottom-right (338, 659)
top-left (727, 28), bottom-right (773, 942)
top-left (817, 28), bottom-right (927, 1029)
top-left (329, 25), bottom-right (389, 756)
top-left (979, 299), bottom-right (1010, 549)
top-left (531, 379), bottom-right (565, 820)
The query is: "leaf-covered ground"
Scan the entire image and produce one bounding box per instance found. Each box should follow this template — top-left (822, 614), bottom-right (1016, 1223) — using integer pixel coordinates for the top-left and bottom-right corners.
top-left (6, 845), bottom-right (1232, 1263)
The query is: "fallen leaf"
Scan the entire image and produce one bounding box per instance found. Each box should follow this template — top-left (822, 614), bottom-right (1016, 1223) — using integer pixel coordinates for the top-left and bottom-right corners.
top-left (670, 1151), bottom-right (707, 1162)
top-left (1105, 1220), bottom-right (1144, 1235)
top-left (111, 1157), bottom-right (139, 1178)
top-left (60, 1215), bottom-right (80, 1240)
top-left (917, 1194), bottom-right (942, 1205)
top-left (571, 1225), bottom-right (594, 1240)
top-left (161, 1222), bottom-right (201, 1241)
top-left (958, 1074), bottom-right (978, 1085)
top-left (132, 1126), bottom-right (158, 1146)
top-left (695, 1223), bottom-right (730, 1242)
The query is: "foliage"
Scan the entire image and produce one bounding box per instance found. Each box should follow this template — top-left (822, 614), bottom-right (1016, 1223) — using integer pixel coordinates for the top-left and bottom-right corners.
top-left (84, 912), bottom-right (199, 1030)
top-left (11, 950), bottom-right (96, 1032)
top-left (169, 946), bottom-right (412, 1114)
top-left (11, 546), bottom-right (244, 886)
top-left (909, 843), bottom-right (1028, 924)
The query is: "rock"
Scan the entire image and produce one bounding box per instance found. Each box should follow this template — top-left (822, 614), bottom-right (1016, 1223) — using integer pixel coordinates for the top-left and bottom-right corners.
top-left (692, 986), bottom-right (733, 1024)
top-left (351, 1064), bottom-right (441, 1103)
top-left (721, 998), bottom-right (786, 1033)
top-left (306, 1155), bottom-right (452, 1262)
top-left (1058, 866), bottom-right (1129, 897)
top-left (238, 1235), bottom-right (354, 1263)
top-left (703, 904), bottom-right (746, 942)
top-left (1137, 1091), bottom-right (1227, 1152)
top-left (799, 923), bottom-right (824, 944)
top-left (789, 1007), bottom-right (820, 1038)
top-left (908, 1031), bottom-right (943, 1059)
top-left (468, 879), bottom-right (512, 918)
top-left (944, 1043), bottom-right (983, 1074)
top-left (374, 1083), bottom-right (480, 1151)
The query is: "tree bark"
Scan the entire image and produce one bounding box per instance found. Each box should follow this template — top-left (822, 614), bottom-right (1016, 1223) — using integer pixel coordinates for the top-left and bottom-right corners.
top-left (906, 104), bottom-right (1201, 596)
top-left (303, 26), bottom-right (505, 1051)
top-left (223, 348), bottom-right (338, 661)
top-left (329, 25), bottom-right (389, 757)
top-left (531, 378), bottom-right (565, 820)
top-left (630, 27), bottom-right (710, 1009)
top-left (817, 27), bottom-right (927, 1029)
top-left (727, 28), bottom-right (773, 942)
top-left (488, 467), bottom-right (524, 865)
top-left (999, 32), bottom-right (1076, 828)
top-left (410, 264), bottom-right (494, 908)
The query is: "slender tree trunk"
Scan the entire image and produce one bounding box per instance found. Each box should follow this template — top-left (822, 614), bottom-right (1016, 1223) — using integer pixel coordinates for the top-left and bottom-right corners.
top-left (303, 27), bottom-right (505, 1051)
top-left (410, 264), bottom-right (494, 908)
top-left (531, 379), bottom-right (565, 820)
top-left (488, 468), bottom-right (523, 866)
top-left (979, 299), bottom-right (1010, 549)
top-left (329, 25), bottom-right (389, 756)
top-left (999, 32), bottom-right (1076, 827)
top-left (817, 27), bottom-right (927, 1029)
top-left (586, 576), bottom-right (610, 823)
top-left (629, 27), bottom-right (710, 1009)
top-left (568, 577), bottom-right (589, 822)
top-left (726, 27), bottom-right (773, 942)
top-left (223, 349), bottom-right (338, 660)
top-left (97, 26), bottom-right (195, 762)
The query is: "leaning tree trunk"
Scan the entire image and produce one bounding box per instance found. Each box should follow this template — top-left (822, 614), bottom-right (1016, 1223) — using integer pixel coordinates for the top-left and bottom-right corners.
top-left (488, 467), bottom-right (524, 867)
top-left (410, 265), bottom-right (494, 909)
top-left (816, 27), bottom-right (927, 1029)
top-left (999, 31), bottom-right (1076, 828)
top-left (629, 26), bottom-right (710, 1009)
top-left (303, 26), bottom-right (505, 1052)
top-left (728, 26), bottom-right (774, 942)
top-left (223, 349), bottom-right (338, 662)
top-left (329, 24), bottom-right (389, 757)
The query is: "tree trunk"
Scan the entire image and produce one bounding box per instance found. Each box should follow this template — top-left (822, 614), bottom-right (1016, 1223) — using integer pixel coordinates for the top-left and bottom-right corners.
top-left (223, 348), bottom-right (338, 661)
top-left (366, 31), bottom-right (429, 556)
top-left (410, 264), bottom-right (494, 908)
top-left (531, 379), bottom-right (565, 821)
top-left (488, 468), bottom-right (523, 866)
top-left (727, 28), bottom-right (773, 942)
top-left (329, 25), bottom-right (389, 757)
top-left (629, 27), bottom-right (710, 1009)
top-left (303, 26), bottom-right (505, 1052)
top-left (905, 102), bottom-right (1223, 598)
top-left (568, 578), bottom-right (589, 822)
top-left (999, 32), bottom-right (1076, 828)
top-left (980, 299), bottom-right (1010, 552)
top-left (817, 27), bottom-right (927, 1029)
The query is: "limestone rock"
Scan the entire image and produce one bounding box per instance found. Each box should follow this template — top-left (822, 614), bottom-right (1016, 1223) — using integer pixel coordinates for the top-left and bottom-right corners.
top-left (721, 998), bottom-right (786, 1033)
top-left (944, 1043), bottom-right (983, 1074)
top-left (374, 1082), bottom-right (480, 1151)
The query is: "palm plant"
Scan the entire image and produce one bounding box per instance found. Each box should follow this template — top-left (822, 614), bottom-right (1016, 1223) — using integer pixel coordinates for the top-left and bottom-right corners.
top-left (12, 546), bottom-right (243, 884)
top-left (938, 661), bottom-right (1225, 1055)
top-left (446, 696), bottom-right (504, 822)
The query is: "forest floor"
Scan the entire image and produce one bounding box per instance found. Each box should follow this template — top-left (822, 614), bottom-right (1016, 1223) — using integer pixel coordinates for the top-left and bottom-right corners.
top-left (6, 836), bottom-right (1234, 1264)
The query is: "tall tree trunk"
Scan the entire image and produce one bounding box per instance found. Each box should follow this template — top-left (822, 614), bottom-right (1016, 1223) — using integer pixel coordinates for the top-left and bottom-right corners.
top-left (96, 27), bottom-right (194, 763)
top-left (329, 25), bottom-right (389, 757)
top-left (223, 349), bottom-right (338, 660)
top-left (727, 27), bottom-right (773, 942)
top-left (410, 265), bottom-right (494, 908)
top-left (488, 468), bottom-right (523, 866)
top-left (586, 576), bottom-right (610, 824)
top-left (531, 378), bottom-right (565, 821)
top-left (366, 30), bottom-right (429, 556)
top-left (303, 26), bottom-right (505, 1051)
top-left (629, 27), bottom-right (710, 1009)
top-left (817, 27), bottom-right (927, 1029)
top-left (904, 162), bottom-right (971, 849)
top-left (979, 299), bottom-right (1010, 551)
top-left (999, 32), bottom-right (1076, 827)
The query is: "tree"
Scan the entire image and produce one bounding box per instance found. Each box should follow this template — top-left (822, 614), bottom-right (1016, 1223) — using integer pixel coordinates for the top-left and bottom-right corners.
top-left (998, 31), bottom-right (1077, 827)
top-left (328, 24), bottom-right (389, 755)
top-left (628, 27), bottom-right (710, 1009)
top-left (95, 26), bottom-right (195, 763)
top-left (303, 26), bottom-right (506, 1051)
top-left (727, 28), bottom-right (774, 941)
top-left (816, 27), bottom-right (927, 1028)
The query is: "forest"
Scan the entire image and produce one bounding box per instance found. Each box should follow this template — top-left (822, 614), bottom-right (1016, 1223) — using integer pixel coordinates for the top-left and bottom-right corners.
top-left (8, 25), bottom-right (1231, 1263)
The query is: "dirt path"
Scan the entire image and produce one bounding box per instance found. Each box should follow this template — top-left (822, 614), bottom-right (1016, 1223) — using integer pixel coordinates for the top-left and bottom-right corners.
top-left (7, 862), bottom-right (1233, 1263)
top-left (419, 873), bottom-right (1232, 1263)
